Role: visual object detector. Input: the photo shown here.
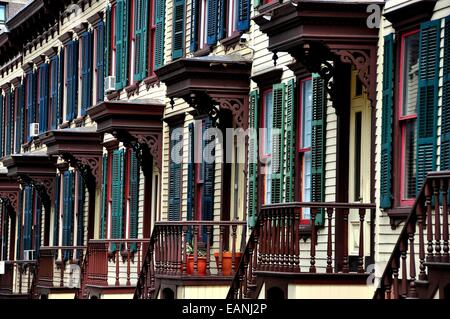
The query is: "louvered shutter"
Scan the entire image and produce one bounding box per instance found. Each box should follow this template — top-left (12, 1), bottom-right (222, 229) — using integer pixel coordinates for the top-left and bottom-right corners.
top-left (168, 127), bottom-right (182, 221)
top-left (154, 0), bottom-right (165, 69)
top-left (111, 149), bottom-right (124, 252)
top-left (76, 173), bottom-right (85, 259)
top-left (23, 187), bottom-right (33, 251)
top-left (285, 79), bottom-right (296, 202)
top-left (202, 117), bottom-right (215, 243)
top-left (254, 0), bottom-right (260, 7)
top-left (26, 71), bottom-right (36, 141)
top-left (50, 56), bottom-right (60, 129)
top-left (0, 94), bottom-right (3, 157)
top-left (66, 40), bottom-right (78, 121)
top-left (53, 174), bottom-right (60, 246)
top-left (190, 0), bottom-right (199, 52)
top-left (39, 63), bottom-right (49, 133)
top-left (271, 83), bottom-right (285, 204)
top-left (5, 90), bottom-right (13, 155)
top-left (236, 0), bottom-right (250, 31)
top-left (100, 154), bottom-right (108, 239)
top-left (35, 195), bottom-right (42, 257)
top-left (104, 6), bottom-right (111, 78)
top-left (96, 21), bottom-right (105, 103)
top-left (311, 75), bottom-right (326, 226)
top-left (172, 0), bottom-right (185, 60)
top-left (58, 47), bottom-right (65, 124)
top-left (129, 150), bottom-right (139, 252)
top-left (415, 20), bottom-right (440, 193)
top-left (218, 0), bottom-right (226, 40)
top-left (115, 0), bottom-right (129, 90)
top-left (15, 83), bottom-right (25, 152)
top-left (380, 34), bottom-right (395, 208)
top-left (248, 90), bottom-right (259, 228)
top-left (207, 0), bottom-right (219, 45)
top-left (134, 0), bottom-right (148, 81)
top-left (187, 123), bottom-right (194, 221)
top-left (81, 31), bottom-right (93, 115)
top-left (16, 191), bottom-right (23, 260)
top-left (63, 171), bottom-right (75, 260)
top-left (441, 18), bottom-right (450, 171)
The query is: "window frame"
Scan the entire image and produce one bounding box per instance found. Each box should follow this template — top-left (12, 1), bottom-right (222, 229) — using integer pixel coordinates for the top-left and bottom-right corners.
top-left (0, 4), bottom-right (6, 24)
top-left (260, 88), bottom-right (273, 205)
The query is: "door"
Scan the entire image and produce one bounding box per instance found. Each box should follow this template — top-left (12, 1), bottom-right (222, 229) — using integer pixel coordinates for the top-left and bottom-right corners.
top-left (348, 70), bottom-right (371, 269)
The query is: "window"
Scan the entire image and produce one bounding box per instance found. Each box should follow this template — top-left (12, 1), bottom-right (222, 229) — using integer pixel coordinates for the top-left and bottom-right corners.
top-left (65, 40), bottom-right (78, 122)
top-left (298, 78), bottom-right (312, 220)
top-left (133, 0), bottom-right (152, 81)
top-left (80, 31), bottom-right (93, 115)
top-left (399, 30), bottom-right (419, 205)
top-left (261, 89), bottom-right (273, 205)
top-left (168, 125), bottom-right (183, 220)
top-left (0, 4), bottom-right (6, 23)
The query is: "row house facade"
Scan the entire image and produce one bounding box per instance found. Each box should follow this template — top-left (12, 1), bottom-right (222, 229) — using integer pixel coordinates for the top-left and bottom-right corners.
top-left (0, 0), bottom-right (450, 300)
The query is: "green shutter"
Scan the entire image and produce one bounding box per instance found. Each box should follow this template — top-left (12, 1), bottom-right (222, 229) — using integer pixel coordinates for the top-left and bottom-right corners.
top-left (53, 174), bottom-right (60, 246)
top-left (380, 34), bottom-right (395, 209)
top-left (254, 0), bottom-right (260, 8)
top-left (271, 83), bottom-right (285, 204)
top-left (441, 18), bottom-right (450, 171)
top-left (115, 0), bottom-right (129, 90)
top-left (111, 149), bottom-right (124, 252)
top-left (285, 79), bottom-right (296, 202)
top-left (154, 0), bottom-right (165, 69)
top-left (96, 21), bottom-right (105, 103)
top-left (26, 71), bottom-right (36, 141)
top-left (100, 154), bottom-right (108, 239)
top-left (311, 75), bottom-right (326, 226)
top-left (81, 31), bottom-right (93, 115)
top-left (202, 118), bottom-right (215, 221)
top-left (104, 6), bottom-right (111, 78)
top-left (190, 0), bottom-right (199, 52)
top-left (416, 20), bottom-right (441, 193)
top-left (172, 0), bottom-right (185, 60)
top-left (129, 150), bottom-right (140, 252)
top-left (134, 0), bottom-right (148, 81)
top-left (168, 126), bottom-right (182, 221)
top-left (35, 195), bottom-right (42, 257)
top-left (248, 90), bottom-right (259, 228)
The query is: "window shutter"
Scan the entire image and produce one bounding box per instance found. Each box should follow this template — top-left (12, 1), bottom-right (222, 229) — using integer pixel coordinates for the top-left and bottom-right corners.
top-left (66, 40), bottom-right (78, 121)
top-left (380, 34), bottom-right (395, 208)
top-left (190, 0), bottom-right (199, 52)
top-left (154, 0), bottom-right (165, 69)
top-left (97, 21), bottom-right (105, 102)
top-left (416, 20), bottom-right (441, 193)
top-left (202, 118), bottom-right (215, 243)
top-left (248, 90), bottom-right (259, 228)
top-left (53, 174), bottom-right (60, 246)
top-left (100, 154), bottom-right (108, 239)
top-left (285, 79), bottom-right (296, 202)
top-left (81, 31), bottom-right (93, 115)
top-left (115, 0), bottom-right (129, 90)
top-left (104, 6), bottom-right (111, 78)
top-left (5, 90), bottom-right (13, 155)
top-left (271, 83), bottom-right (285, 204)
top-left (172, 0), bottom-right (185, 60)
top-left (58, 47), bottom-right (65, 124)
top-left (236, 0), bottom-right (250, 32)
top-left (16, 191), bottom-right (23, 260)
top-left (207, 0), bottom-right (219, 45)
top-left (311, 75), bottom-right (326, 226)
top-left (16, 83), bottom-right (25, 152)
top-left (26, 71), bottom-right (36, 141)
top-left (35, 195), bottom-right (42, 257)
top-left (168, 127), bottom-right (182, 221)
top-left (134, 0), bottom-right (148, 81)
top-left (77, 173), bottom-right (85, 246)
top-left (111, 149), bottom-right (124, 252)
top-left (129, 150), bottom-right (140, 252)
top-left (63, 171), bottom-right (74, 260)
top-left (0, 94), bottom-right (3, 157)
top-left (187, 123), bottom-right (194, 221)
top-left (441, 18), bottom-right (450, 171)
top-left (217, 0), bottom-right (226, 40)
top-left (39, 63), bottom-right (49, 133)
top-left (50, 56), bottom-right (60, 130)
top-left (23, 187), bottom-right (33, 251)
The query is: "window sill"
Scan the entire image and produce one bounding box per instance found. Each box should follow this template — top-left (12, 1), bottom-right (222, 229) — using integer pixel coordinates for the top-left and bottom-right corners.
top-left (220, 32), bottom-right (243, 51)
top-left (193, 46), bottom-right (212, 57)
top-left (144, 74), bottom-right (160, 89)
top-left (385, 206), bottom-right (411, 229)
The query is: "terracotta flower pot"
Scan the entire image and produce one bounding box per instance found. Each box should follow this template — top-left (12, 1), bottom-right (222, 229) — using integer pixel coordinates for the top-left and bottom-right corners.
top-left (214, 251), bottom-right (242, 276)
top-left (186, 256), bottom-right (207, 275)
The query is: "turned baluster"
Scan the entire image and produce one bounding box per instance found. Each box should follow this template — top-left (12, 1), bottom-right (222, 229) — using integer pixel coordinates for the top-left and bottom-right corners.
top-left (407, 221), bottom-right (417, 298)
top-left (392, 257), bottom-right (400, 299)
top-left (243, 253), bottom-right (249, 298)
top-left (176, 227), bottom-right (182, 276)
top-left (441, 178), bottom-right (449, 263)
top-left (416, 203), bottom-right (427, 280)
top-left (182, 226), bottom-right (187, 274)
top-left (358, 208), bottom-right (366, 273)
top-left (155, 229), bottom-right (161, 274)
top-left (294, 208), bottom-right (300, 272)
top-left (219, 225), bottom-right (224, 275)
top-left (206, 226), bottom-right (211, 276)
top-left (342, 208), bottom-right (350, 273)
top-left (326, 207), bottom-right (333, 273)
top-left (137, 242), bottom-right (141, 276)
top-left (310, 207), bottom-right (317, 273)
top-left (281, 208), bottom-right (286, 271)
top-left (384, 272), bottom-right (392, 299)
top-left (425, 183), bottom-right (434, 262)
top-left (433, 179), bottom-right (442, 261)
top-left (169, 227), bottom-right (174, 274)
top-left (261, 212), bottom-right (268, 270)
top-left (400, 238), bottom-right (408, 297)
top-left (60, 249), bottom-right (64, 287)
top-left (126, 243), bottom-right (131, 286)
top-left (251, 228), bottom-right (259, 285)
top-left (115, 242), bottom-right (120, 286)
top-left (193, 225), bottom-right (199, 275)
top-left (231, 224), bottom-right (237, 275)
top-left (258, 213), bottom-right (265, 271)
top-left (273, 211), bottom-right (280, 271)
top-left (287, 208), bottom-right (294, 271)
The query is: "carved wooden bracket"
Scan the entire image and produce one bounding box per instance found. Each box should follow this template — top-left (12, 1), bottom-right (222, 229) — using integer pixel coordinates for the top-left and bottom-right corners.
top-left (17, 175), bottom-right (55, 210)
top-left (211, 96), bottom-right (249, 130)
top-left (136, 133), bottom-right (163, 174)
top-left (0, 191), bottom-right (19, 213)
top-left (60, 153), bottom-right (101, 191)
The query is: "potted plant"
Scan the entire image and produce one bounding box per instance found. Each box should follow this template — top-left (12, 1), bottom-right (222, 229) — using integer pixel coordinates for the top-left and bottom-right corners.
top-left (185, 243), bottom-right (207, 276)
top-left (213, 250), bottom-right (242, 276)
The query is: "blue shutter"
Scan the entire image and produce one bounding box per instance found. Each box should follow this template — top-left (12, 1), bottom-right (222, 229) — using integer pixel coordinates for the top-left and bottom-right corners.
top-left (77, 173), bottom-right (85, 259)
top-left (66, 41), bottom-right (78, 121)
top-left (15, 83), bottom-right (25, 152)
top-left (172, 0), bottom-right (185, 60)
top-left (50, 56), bottom-right (60, 130)
top-left (7, 90), bottom-right (14, 155)
top-left (16, 191), bottom-right (23, 260)
top-left (0, 94), bottom-right (3, 157)
top-left (58, 48), bottom-right (65, 124)
top-left (190, 0), bottom-right (199, 52)
top-left (63, 171), bottom-right (74, 260)
top-left (97, 21), bottom-right (105, 102)
top-left (81, 31), bottom-right (93, 115)
top-left (23, 187), bottom-right (33, 251)
top-left (134, 0), bottom-right (149, 81)
top-left (35, 195), bottom-right (42, 257)
top-left (207, 0), bottom-right (219, 45)
top-left (115, 0), bottom-right (129, 90)
top-left (415, 20), bottom-right (441, 193)
top-left (218, 0), bottom-right (226, 40)
top-left (154, 0), bottom-right (165, 69)
top-left (53, 174), bottom-right (60, 246)
top-left (236, 0), bottom-right (250, 31)
top-left (39, 63), bottom-right (49, 133)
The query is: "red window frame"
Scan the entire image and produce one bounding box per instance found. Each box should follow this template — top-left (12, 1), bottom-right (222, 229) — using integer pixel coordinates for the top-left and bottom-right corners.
top-left (398, 29), bottom-right (420, 207)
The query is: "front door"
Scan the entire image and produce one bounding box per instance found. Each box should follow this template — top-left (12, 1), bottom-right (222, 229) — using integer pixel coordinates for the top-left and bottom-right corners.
top-left (348, 70), bottom-right (371, 270)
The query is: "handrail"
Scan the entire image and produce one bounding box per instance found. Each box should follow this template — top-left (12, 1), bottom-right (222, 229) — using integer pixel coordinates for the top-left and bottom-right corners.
top-left (261, 202), bottom-right (376, 210)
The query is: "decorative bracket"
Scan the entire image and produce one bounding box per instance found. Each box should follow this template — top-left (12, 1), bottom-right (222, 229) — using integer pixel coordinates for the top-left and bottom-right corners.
top-left (0, 191), bottom-right (19, 213)
top-left (60, 153), bottom-right (101, 192)
top-left (17, 174), bottom-right (55, 211)
top-left (211, 96), bottom-right (248, 130)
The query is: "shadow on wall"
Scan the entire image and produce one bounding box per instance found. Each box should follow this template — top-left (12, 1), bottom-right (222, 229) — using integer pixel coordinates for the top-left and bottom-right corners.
top-left (266, 287), bottom-right (285, 300)
top-left (161, 288), bottom-right (175, 300)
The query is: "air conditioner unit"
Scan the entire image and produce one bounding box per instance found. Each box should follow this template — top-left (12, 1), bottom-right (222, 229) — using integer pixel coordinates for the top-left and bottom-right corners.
top-left (104, 76), bottom-right (116, 93)
top-left (29, 123), bottom-right (39, 137)
top-left (23, 250), bottom-right (35, 261)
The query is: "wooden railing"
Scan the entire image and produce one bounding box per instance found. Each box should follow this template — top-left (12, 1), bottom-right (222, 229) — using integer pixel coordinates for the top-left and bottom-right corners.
top-left (375, 171), bottom-right (450, 299)
top-left (0, 260), bottom-right (37, 297)
top-left (36, 246), bottom-right (86, 290)
top-left (227, 202), bottom-right (375, 299)
top-left (83, 239), bottom-right (149, 289)
top-left (134, 220), bottom-right (247, 299)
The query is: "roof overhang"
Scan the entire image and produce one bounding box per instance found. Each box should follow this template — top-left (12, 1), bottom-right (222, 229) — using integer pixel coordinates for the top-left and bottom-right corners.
top-left (384, 0), bottom-right (437, 31)
top-left (2, 153), bottom-right (56, 178)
